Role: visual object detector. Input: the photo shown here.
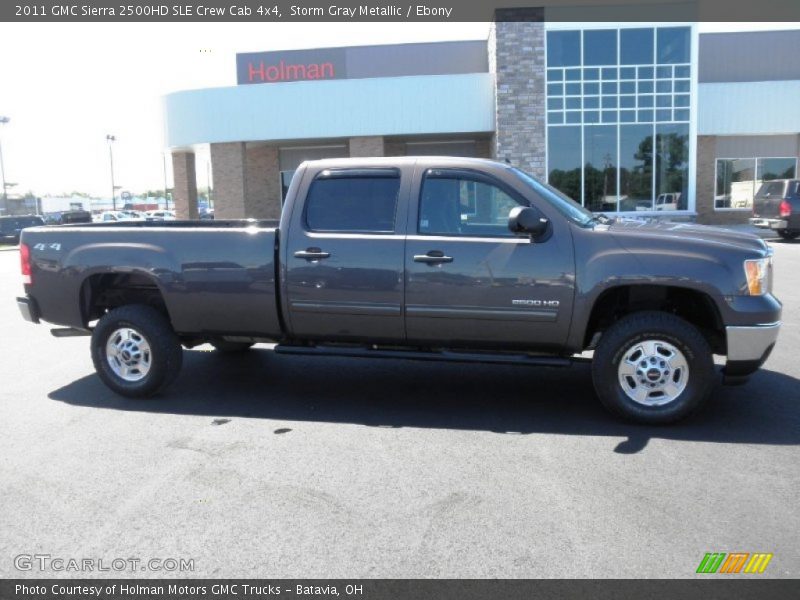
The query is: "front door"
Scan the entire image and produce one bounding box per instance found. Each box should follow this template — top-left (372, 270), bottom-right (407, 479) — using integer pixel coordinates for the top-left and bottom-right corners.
top-left (404, 168), bottom-right (575, 352)
top-left (284, 167), bottom-right (408, 343)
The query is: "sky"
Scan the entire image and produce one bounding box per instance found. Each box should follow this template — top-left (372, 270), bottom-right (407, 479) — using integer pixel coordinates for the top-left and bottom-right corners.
top-left (0, 21), bottom-right (796, 198)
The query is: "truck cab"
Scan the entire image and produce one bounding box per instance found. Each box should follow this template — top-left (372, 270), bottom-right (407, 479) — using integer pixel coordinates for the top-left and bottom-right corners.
top-left (280, 158), bottom-right (575, 351)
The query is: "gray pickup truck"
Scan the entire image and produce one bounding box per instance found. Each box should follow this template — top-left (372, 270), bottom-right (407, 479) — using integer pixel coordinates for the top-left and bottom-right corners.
top-left (16, 157), bottom-right (781, 423)
top-left (750, 178), bottom-right (800, 240)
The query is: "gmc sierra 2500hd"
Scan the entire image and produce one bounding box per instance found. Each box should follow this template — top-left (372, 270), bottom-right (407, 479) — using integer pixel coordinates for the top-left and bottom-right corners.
top-left (16, 157), bottom-right (781, 423)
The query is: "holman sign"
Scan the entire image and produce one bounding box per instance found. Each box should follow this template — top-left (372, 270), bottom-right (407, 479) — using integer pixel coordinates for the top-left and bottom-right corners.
top-left (235, 41), bottom-right (488, 85)
top-left (236, 48), bottom-right (346, 84)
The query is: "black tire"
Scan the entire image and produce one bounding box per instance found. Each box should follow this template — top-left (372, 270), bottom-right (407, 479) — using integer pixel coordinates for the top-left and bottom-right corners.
top-left (591, 311), bottom-right (714, 424)
top-left (777, 229), bottom-right (799, 240)
top-left (91, 305), bottom-right (183, 397)
top-left (211, 341), bottom-right (254, 353)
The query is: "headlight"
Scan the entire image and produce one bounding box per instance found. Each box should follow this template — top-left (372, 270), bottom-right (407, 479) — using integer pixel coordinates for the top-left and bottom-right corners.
top-left (744, 257), bottom-right (771, 295)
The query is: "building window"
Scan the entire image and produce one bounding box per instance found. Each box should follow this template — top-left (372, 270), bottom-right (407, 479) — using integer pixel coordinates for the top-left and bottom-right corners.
top-left (584, 125), bottom-right (617, 212)
top-left (655, 123), bottom-right (690, 210)
top-left (546, 26), bottom-right (692, 212)
top-left (547, 126), bottom-right (581, 202)
top-left (714, 157), bottom-right (797, 210)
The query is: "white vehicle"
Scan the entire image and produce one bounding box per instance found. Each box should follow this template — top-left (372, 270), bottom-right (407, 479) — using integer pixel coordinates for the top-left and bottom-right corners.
top-left (118, 210), bottom-right (146, 220)
top-left (93, 211), bottom-right (141, 223)
top-left (655, 193), bottom-right (681, 211)
top-left (145, 210), bottom-right (176, 221)
top-left (93, 211), bottom-right (122, 223)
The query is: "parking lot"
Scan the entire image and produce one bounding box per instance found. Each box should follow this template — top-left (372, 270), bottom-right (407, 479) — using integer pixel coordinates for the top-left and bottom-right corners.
top-left (0, 236), bottom-right (798, 579)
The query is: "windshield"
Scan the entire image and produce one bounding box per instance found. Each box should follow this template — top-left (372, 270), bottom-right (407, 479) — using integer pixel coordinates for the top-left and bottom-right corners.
top-left (510, 167), bottom-right (596, 226)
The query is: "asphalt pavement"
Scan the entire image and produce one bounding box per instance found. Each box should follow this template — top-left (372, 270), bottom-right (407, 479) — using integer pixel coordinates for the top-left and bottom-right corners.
top-left (0, 238), bottom-right (798, 579)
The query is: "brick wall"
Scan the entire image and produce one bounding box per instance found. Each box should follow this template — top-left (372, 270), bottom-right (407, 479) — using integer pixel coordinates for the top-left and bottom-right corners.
top-left (349, 136), bottom-right (385, 157)
top-left (171, 151), bottom-right (198, 220)
top-left (245, 144), bottom-right (281, 219)
top-left (490, 8), bottom-right (547, 178)
top-left (210, 142), bottom-right (247, 219)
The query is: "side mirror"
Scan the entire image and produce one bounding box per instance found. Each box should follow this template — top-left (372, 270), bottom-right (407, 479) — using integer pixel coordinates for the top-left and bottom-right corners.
top-left (508, 206), bottom-right (549, 240)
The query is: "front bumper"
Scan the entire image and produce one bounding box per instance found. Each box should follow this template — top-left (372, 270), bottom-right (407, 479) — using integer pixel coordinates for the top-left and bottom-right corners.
top-left (17, 296), bottom-right (40, 324)
top-left (750, 217), bottom-right (788, 230)
top-left (724, 321), bottom-right (780, 379)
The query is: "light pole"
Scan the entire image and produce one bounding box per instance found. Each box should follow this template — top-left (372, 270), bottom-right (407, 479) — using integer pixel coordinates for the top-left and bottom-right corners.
top-left (162, 152), bottom-right (170, 210)
top-left (0, 116), bottom-right (9, 215)
top-left (106, 134), bottom-right (117, 210)
top-left (206, 159), bottom-right (212, 210)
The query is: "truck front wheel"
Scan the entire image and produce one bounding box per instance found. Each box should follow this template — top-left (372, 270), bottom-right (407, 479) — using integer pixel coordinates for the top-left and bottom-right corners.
top-left (591, 311), bottom-right (714, 424)
top-left (91, 305), bottom-right (183, 397)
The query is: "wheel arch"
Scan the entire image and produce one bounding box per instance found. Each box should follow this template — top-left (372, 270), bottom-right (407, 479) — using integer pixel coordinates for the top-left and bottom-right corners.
top-left (79, 270), bottom-right (174, 328)
top-left (582, 284), bottom-right (726, 355)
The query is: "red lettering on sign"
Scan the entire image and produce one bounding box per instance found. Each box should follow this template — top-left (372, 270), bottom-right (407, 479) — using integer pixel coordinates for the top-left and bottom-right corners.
top-left (246, 60), bottom-right (336, 83)
top-left (248, 61), bottom-right (265, 82)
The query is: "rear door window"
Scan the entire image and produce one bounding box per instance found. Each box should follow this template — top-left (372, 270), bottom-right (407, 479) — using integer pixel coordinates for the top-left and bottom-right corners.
top-left (305, 170), bottom-right (400, 233)
top-left (756, 181), bottom-right (786, 198)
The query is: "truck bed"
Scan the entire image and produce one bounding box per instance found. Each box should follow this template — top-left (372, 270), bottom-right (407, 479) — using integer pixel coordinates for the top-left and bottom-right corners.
top-left (21, 220), bottom-right (283, 338)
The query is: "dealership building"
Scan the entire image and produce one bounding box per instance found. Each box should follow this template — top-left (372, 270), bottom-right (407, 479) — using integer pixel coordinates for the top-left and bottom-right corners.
top-left (163, 10), bottom-right (800, 225)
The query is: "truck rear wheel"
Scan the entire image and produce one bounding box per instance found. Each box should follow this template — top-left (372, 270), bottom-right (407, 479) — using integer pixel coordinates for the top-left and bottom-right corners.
top-left (91, 305), bottom-right (183, 397)
top-left (591, 311), bottom-right (714, 424)
top-left (777, 229), bottom-right (799, 240)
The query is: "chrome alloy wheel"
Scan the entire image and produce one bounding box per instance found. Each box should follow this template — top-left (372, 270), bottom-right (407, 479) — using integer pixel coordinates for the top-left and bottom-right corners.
top-left (617, 339), bottom-right (689, 406)
top-left (105, 327), bottom-right (152, 382)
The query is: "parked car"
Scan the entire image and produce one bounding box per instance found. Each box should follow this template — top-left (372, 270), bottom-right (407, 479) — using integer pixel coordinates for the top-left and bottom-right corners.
top-left (93, 212), bottom-right (116, 223)
top-left (93, 211), bottom-right (135, 223)
top-left (118, 210), bottom-right (146, 220)
top-left (655, 193), bottom-right (680, 211)
top-left (16, 157), bottom-right (781, 424)
top-left (750, 179), bottom-right (800, 240)
top-left (57, 210), bottom-right (93, 225)
top-left (0, 215), bottom-right (45, 244)
top-left (145, 210), bottom-right (176, 221)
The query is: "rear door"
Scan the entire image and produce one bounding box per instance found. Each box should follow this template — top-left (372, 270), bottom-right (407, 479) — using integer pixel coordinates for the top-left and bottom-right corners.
top-left (283, 166), bottom-right (409, 343)
top-left (404, 166), bottom-right (575, 351)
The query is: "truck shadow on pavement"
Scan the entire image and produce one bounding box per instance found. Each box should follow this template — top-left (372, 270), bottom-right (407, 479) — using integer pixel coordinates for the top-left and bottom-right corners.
top-left (48, 347), bottom-right (800, 454)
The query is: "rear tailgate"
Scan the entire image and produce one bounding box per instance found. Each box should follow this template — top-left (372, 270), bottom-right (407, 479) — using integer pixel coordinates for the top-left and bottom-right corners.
top-left (752, 181), bottom-right (787, 218)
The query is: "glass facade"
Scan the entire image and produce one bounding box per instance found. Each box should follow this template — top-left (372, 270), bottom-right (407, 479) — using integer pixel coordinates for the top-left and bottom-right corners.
top-left (546, 27), bottom-right (692, 212)
top-left (714, 157), bottom-right (797, 210)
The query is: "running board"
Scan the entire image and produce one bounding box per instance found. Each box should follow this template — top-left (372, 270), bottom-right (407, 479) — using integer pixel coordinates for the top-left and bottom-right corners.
top-left (274, 344), bottom-right (574, 368)
top-left (50, 327), bottom-right (91, 337)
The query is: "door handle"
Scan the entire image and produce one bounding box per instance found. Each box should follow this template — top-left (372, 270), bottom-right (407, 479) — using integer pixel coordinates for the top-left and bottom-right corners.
top-left (294, 248), bottom-right (331, 261)
top-left (413, 251), bottom-right (453, 265)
